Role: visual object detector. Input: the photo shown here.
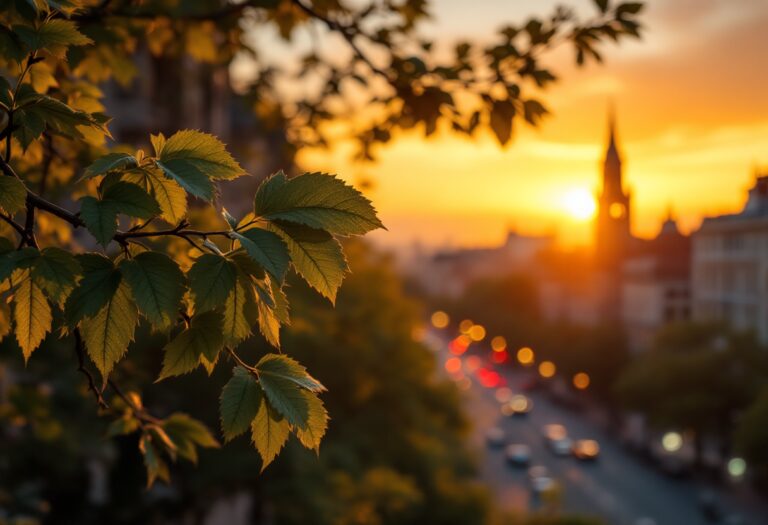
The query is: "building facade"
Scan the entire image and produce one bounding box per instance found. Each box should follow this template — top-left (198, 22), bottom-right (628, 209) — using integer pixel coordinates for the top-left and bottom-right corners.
top-left (622, 213), bottom-right (691, 352)
top-left (692, 174), bottom-right (768, 343)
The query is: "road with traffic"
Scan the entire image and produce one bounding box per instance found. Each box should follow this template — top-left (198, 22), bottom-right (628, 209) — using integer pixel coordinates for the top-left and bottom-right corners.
top-left (426, 331), bottom-right (768, 525)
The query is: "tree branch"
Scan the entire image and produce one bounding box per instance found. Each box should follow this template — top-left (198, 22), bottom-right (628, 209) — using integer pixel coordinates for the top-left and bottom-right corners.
top-left (290, 0), bottom-right (392, 82)
top-left (0, 212), bottom-right (25, 238)
top-left (74, 328), bottom-right (109, 410)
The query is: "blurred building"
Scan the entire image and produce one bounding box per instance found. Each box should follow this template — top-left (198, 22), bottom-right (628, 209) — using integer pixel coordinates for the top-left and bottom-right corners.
top-left (416, 230), bottom-right (554, 297)
top-left (621, 211), bottom-right (691, 353)
top-left (104, 50), bottom-right (292, 216)
top-left (691, 173), bottom-right (768, 343)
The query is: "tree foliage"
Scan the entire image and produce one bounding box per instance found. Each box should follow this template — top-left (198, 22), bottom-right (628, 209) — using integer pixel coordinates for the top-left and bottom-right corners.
top-left (0, 0), bottom-right (643, 493)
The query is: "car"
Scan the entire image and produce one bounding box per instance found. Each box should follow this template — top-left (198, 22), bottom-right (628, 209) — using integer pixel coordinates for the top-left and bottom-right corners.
top-left (572, 439), bottom-right (600, 460)
top-left (527, 465), bottom-right (557, 494)
top-left (507, 394), bottom-right (533, 416)
top-left (485, 426), bottom-right (505, 447)
top-left (550, 437), bottom-right (574, 456)
top-left (505, 444), bottom-right (531, 466)
top-left (542, 424), bottom-right (567, 442)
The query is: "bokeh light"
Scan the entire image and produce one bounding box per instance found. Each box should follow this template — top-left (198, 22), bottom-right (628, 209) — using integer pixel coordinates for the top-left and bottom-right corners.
top-left (572, 372), bottom-right (590, 390)
top-left (662, 432), bottom-right (683, 452)
top-left (465, 355), bottom-right (482, 373)
top-left (468, 324), bottom-right (486, 342)
top-left (728, 457), bottom-right (747, 478)
top-left (444, 357), bottom-right (462, 374)
top-left (491, 336), bottom-right (507, 352)
top-left (448, 335), bottom-right (471, 355)
top-left (538, 361), bottom-right (556, 378)
top-left (491, 349), bottom-right (508, 364)
top-left (430, 310), bottom-right (449, 329)
top-left (517, 347), bottom-right (534, 366)
top-left (477, 368), bottom-right (501, 388)
top-left (459, 319), bottom-right (474, 334)
top-left (495, 387), bottom-right (512, 403)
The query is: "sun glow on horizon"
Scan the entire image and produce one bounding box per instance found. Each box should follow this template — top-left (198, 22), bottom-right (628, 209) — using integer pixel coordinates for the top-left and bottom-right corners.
top-left (562, 188), bottom-right (598, 221)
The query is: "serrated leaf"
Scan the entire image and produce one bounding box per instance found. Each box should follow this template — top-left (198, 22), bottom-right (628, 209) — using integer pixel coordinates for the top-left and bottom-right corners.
top-left (14, 19), bottom-right (92, 57)
top-left (251, 400), bottom-right (290, 471)
top-left (256, 353), bottom-right (326, 393)
top-left (256, 297), bottom-right (280, 348)
top-left (13, 88), bottom-right (108, 149)
top-left (79, 196), bottom-right (117, 246)
top-left (232, 228), bottom-right (289, 283)
top-left (81, 282), bottom-right (138, 383)
top-left (294, 390), bottom-right (328, 452)
top-left (0, 177), bottom-right (27, 214)
top-left (64, 253), bottom-right (121, 326)
top-left (13, 273), bottom-right (52, 362)
top-left (270, 222), bottom-right (348, 303)
top-left (119, 251), bottom-right (185, 329)
top-left (257, 361), bottom-right (311, 431)
top-left (140, 433), bottom-right (169, 488)
top-left (159, 130), bottom-right (244, 181)
top-left (223, 276), bottom-right (252, 346)
top-left (187, 254), bottom-right (237, 313)
top-left (157, 311), bottom-right (224, 380)
top-left (122, 167), bottom-right (187, 224)
top-left (84, 152), bottom-right (137, 178)
top-left (30, 247), bottom-right (81, 305)
top-left (102, 181), bottom-right (160, 219)
top-left (220, 366), bottom-right (262, 441)
top-left (162, 413), bottom-right (219, 463)
top-left (269, 278), bottom-right (290, 325)
top-left (0, 247), bottom-right (38, 283)
top-left (254, 171), bottom-right (383, 235)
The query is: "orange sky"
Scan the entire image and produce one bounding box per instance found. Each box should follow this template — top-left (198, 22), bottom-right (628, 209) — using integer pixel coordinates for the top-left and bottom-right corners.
top-left (295, 0), bottom-right (768, 250)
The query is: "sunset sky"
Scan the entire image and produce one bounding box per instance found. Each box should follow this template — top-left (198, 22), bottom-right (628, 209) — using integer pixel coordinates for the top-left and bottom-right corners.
top-left (296, 0), bottom-right (768, 250)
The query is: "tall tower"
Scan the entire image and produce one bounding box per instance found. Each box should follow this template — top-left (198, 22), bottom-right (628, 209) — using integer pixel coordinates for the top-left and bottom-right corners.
top-left (595, 108), bottom-right (631, 270)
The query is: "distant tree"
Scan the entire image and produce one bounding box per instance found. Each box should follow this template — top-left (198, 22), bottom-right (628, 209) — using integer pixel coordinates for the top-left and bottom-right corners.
top-left (734, 387), bottom-right (768, 486)
top-left (615, 322), bottom-right (767, 466)
top-left (0, 0), bottom-right (644, 513)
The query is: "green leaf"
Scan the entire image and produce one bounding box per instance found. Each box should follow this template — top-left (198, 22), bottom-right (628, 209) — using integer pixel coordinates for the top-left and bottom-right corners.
top-left (294, 390), bottom-right (328, 452)
top-left (162, 413), bottom-right (219, 463)
top-left (30, 247), bottom-right (81, 305)
top-left (159, 129), bottom-right (244, 181)
top-left (251, 400), bottom-right (290, 471)
top-left (219, 366), bottom-right (262, 441)
top-left (0, 177), bottom-right (27, 214)
top-left (222, 276), bottom-right (252, 346)
top-left (122, 167), bottom-right (187, 224)
top-left (65, 253), bottom-right (121, 326)
top-left (13, 88), bottom-right (108, 149)
top-left (13, 19), bottom-right (92, 57)
top-left (187, 254), bottom-right (237, 313)
top-left (269, 278), bottom-right (290, 325)
top-left (81, 282), bottom-right (138, 383)
top-left (270, 222), bottom-right (348, 304)
top-left (119, 251), bottom-right (185, 329)
top-left (84, 152), bottom-right (137, 178)
top-left (79, 196), bottom-right (117, 246)
top-left (257, 360), bottom-right (312, 431)
top-left (254, 171), bottom-right (383, 235)
top-left (232, 228), bottom-right (289, 283)
top-left (256, 353), bottom-right (326, 393)
top-left (13, 273), bottom-right (52, 362)
top-left (155, 130), bottom-right (243, 201)
top-left (256, 290), bottom-right (280, 348)
top-left (102, 181), bottom-right (160, 219)
top-left (157, 311), bottom-right (224, 380)
top-left (140, 434), bottom-right (169, 488)
top-left (0, 247), bottom-right (38, 283)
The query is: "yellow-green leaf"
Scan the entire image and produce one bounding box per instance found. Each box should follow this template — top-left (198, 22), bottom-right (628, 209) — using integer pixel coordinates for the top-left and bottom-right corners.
top-left (13, 273), bottom-right (52, 362)
top-left (251, 400), bottom-right (290, 471)
top-left (81, 282), bottom-right (138, 383)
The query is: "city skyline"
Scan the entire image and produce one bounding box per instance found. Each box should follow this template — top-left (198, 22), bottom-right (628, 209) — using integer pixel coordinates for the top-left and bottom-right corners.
top-left (296, 0), bottom-right (768, 250)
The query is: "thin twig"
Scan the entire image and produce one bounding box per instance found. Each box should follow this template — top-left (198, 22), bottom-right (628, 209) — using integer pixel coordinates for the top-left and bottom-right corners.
top-left (74, 329), bottom-right (109, 409)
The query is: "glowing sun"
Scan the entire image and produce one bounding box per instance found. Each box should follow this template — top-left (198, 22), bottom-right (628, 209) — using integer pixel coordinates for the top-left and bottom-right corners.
top-left (563, 189), bottom-right (597, 221)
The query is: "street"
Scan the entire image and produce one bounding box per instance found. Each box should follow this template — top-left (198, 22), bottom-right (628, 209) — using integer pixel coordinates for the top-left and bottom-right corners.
top-left (426, 332), bottom-right (768, 525)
